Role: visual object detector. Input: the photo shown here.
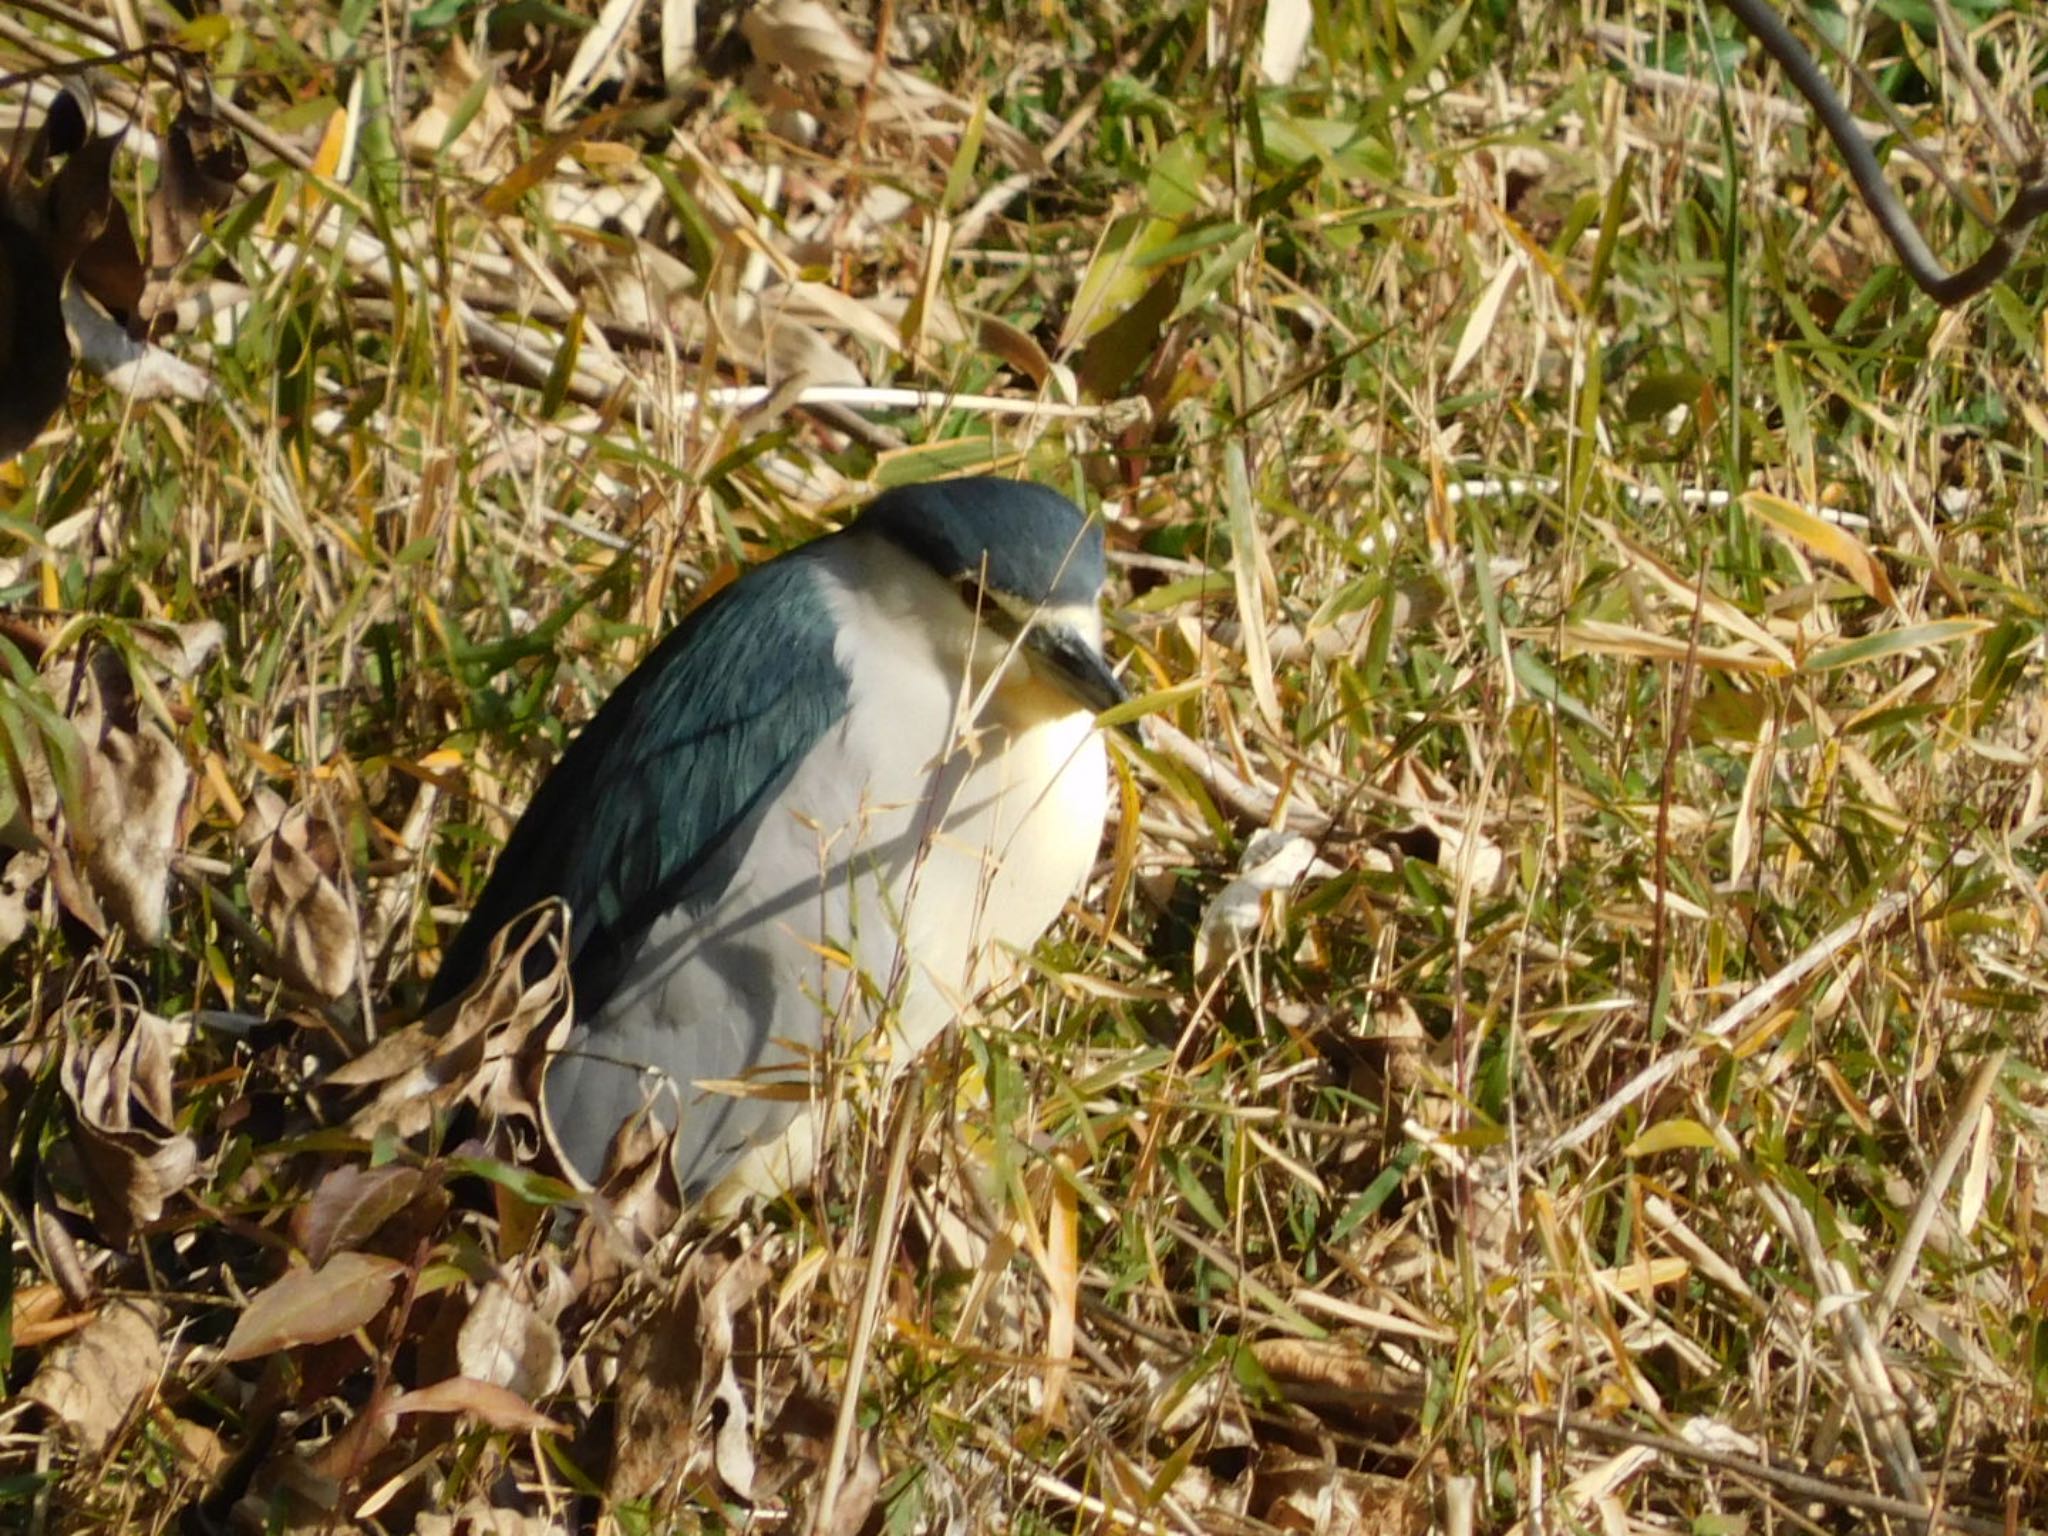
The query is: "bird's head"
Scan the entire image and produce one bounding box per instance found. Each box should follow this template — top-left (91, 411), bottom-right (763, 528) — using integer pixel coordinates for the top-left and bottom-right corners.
top-left (855, 477), bottom-right (1128, 718)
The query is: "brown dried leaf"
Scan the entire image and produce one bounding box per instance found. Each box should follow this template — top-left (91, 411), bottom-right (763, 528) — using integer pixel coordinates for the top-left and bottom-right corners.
top-left (45, 843), bottom-right (106, 937)
top-left (305, 1383), bottom-right (400, 1487)
top-left (166, 1416), bottom-right (230, 1482)
top-left (292, 1163), bottom-right (429, 1268)
top-left (60, 1006), bottom-right (199, 1247)
top-left (331, 900), bottom-right (571, 1143)
top-left (80, 720), bottom-right (189, 945)
top-left (564, 1104), bottom-right (682, 1292)
top-left (217, 1251), bottom-right (405, 1363)
top-left (243, 787), bottom-right (359, 999)
top-left (8, 1284), bottom-right (88, 1349)
top-left (974, 310), bottom-right (1053, 387)
top-left (0, 846), bottom-right (48, 949)
top-left (146, 99), bottom-right (244, 279)
top-left (456, 1280), bottom-right (564, 1402)
top-left (1253, 1337), bottom-right (1417, 1396)
top-left (41, 644), bottom-right (193, 946)
top-left (387, 1375), bottom-right (562, 1434)
top-left (22, 1298), bottom-right (165, 1455)
top-left (609, 1240), bottom-right (776, 1505)
top-left (1255, 1450), bottom-right (1425, 1535)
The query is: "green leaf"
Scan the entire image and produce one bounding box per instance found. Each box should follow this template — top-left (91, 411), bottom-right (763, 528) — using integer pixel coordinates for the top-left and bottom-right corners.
top-left (1511, 645), bottom-right (1608, 735)
top-left (1167, 1151), bottom-right (1227, 1232)
top-left (1804, 618), bottom-right (1989, 674)
top-left (873, 436), bottom-right (1002, 486)
top-left (1146, 136), bottom-right (1208, 220)
top-left (940, 97), bottom-right (987, 214)
top-left (446, 1156), bottom-right (578, 1206)
top-left (1624, 370), bottom-right (1708, 423)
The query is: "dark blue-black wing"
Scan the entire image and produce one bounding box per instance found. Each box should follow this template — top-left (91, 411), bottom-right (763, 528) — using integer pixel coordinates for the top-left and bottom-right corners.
top-left (427, 547), bottom-right (850, 1017)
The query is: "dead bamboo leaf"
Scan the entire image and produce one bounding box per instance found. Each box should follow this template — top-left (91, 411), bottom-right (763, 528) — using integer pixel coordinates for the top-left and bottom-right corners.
top-left (22, 1297), bottom-right (165, 1455)
top-left (1445, 249), bottom-right (1522, 385)
top-left (1958, 1099), bottom-right (1993, 1236)
top-left (405, 39), bottom-right (521, 178)
top-left (243, 787), bottom-right (358, 1000)
top-left (1594, 517), bottom-right (1799, 669)
top-left (1741, 490), bottom-right (1897, 608)
top-left (1223, 444), bottom-right (1284, 734)
top-left (1039, 1153), bottom-right (1079, 1428)
top-left (740, 0), bottom-right (1041, 170)
top-left (549, 0), bottom-right (644, 127)
top-left (1259, 0), bottom-right (1315, 85)
top-left (217, 1251), bottom-right (405, 1363)
top-left (1546, 620), bottom-right (1789, 674)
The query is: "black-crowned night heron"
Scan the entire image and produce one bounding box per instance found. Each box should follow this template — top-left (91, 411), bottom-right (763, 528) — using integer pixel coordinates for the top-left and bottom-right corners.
top-left (428, 477), bottom-right (1126, 1211)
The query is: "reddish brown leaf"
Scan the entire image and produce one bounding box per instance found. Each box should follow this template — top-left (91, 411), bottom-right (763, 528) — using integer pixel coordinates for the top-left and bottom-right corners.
top-left (217, 1252), bottom-right (405, 1363)
top-left (388, 1376), bottom-right (562, 1434)
top-left (292, 1163), bottom-right (428, 1268)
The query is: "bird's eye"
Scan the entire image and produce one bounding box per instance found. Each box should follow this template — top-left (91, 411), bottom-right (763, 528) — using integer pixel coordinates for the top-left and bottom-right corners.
top-left (954, 577), bottom-right (986, 612)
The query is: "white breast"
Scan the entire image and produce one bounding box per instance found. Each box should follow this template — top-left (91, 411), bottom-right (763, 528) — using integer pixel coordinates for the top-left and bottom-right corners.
top-left (562, 535), bottom-right (1110, 1209)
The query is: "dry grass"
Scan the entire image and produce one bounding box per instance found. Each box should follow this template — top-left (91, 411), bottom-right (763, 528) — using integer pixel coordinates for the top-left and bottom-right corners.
top-left (3, 0), bottom-right (2047, 1532)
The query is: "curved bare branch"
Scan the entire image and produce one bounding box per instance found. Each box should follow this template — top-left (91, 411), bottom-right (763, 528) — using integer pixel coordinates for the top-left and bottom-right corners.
top-left (1723, 0), bottom-right (2048, 306)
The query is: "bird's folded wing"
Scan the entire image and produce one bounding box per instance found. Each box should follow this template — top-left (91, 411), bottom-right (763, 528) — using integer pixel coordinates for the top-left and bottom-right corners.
top-left (428, 548), bottom-right (851, 1017)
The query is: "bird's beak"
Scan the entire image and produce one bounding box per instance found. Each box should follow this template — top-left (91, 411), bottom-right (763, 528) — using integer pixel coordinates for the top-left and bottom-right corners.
top-left (1026, 622), bottom-right (1129, 717)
